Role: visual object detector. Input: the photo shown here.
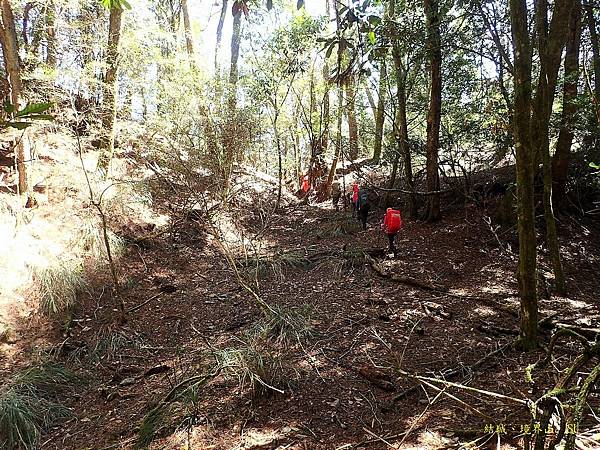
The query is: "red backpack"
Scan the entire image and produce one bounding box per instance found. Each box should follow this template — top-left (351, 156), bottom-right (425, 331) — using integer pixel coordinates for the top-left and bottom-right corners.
top-left (383, 208), bottom-right (402, 234)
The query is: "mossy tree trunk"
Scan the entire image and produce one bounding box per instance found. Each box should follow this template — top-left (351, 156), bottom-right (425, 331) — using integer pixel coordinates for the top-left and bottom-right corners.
top-left (0, 0), bottom-right (27, 195)
top-left (553, 0), bottom-right (581, 207)
top-left (97, 5), bottom-right (123, 175)
top-left (373, 59), bottom-right (386, 163)
top-left (346, 75), bottom-right (358, 161)
top-left (532, 0), bottom-right (571, 296)
top-left (509, 0), bottom-right (538, 350)
top-left (181, 0), bottom-right (195, 67)
top-left (424, 0), bottom-right (442, 221)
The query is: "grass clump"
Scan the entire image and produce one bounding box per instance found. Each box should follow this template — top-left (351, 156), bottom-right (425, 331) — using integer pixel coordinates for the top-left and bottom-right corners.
top-left (315, 215), bottom-right (361, 238)
top-left (216, 337), bottom-right (288, 397)
top-left (32, 259), bottom-right (86, 316)
top-left (255, 304), bottom-right (314, 345)
top-left (75, 218), bottom-right (125, 260)
top-left (92, 328), bottom-right (145, 361)
top-left (243, 250), bottom-right (312, 280)
top-left (0, 363), bottom-right (79, 449)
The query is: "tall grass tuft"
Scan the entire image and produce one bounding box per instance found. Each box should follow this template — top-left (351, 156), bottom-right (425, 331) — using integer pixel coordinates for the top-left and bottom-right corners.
top-left (255, 304), bottom-right (314, 345)
top-left (32, 259), bottom-right (86, 316)
top-left (0, 363), bottom-right (79, 449)
top-left (75, 218), bottom-right (125, 260)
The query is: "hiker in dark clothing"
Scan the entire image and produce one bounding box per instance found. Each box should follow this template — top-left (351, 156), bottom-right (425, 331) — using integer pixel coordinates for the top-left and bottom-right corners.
top-left (332, 181), bottom-right (341, 210)
top-left (357, 188), bottom-right (370, 230)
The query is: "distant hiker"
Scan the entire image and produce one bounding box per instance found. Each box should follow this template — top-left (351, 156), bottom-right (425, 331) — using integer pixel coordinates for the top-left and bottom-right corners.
top-left (331, 181), bottom-right (341, 210)
top-left (352, 182), bottom-right (359, 216)
top-left (382, 208), bottom-right (402, 256)
top-left (357, 187), bottom-right (370, 230)
top-left (301, 175), bottom-right (310, 193)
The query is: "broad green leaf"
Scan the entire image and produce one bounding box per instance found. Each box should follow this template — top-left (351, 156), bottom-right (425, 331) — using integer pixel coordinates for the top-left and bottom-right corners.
top-left (15, 102), bottom-right (52, 117)
top-left (325, 41), bottom-right (335, 58)
top-left (100, 0), bottom-right (130, 10)
top-left (3, 102), bottom-right (15, 114)
top-left (8, 122), bottom-right (32, 130)
top-left (368, 31), bottom-right (376, 45)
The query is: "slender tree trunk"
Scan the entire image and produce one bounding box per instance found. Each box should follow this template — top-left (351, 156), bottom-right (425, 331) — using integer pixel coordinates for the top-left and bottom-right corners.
top-left (509, 0), bottom-right (538, 350)
top-left (553, 0), bottom-right (581, 208)
top-left (373, 60), bottom-right (386, 163)
top-left (390, 44), bottom-right (416, 216)
top-left (22, 2), bottom-right (34, 48)
top-left (228, 11), bottom-right (241, 111)
top-left (424, 0), bottom-right (442, 221)
top-left (1, 0), bottom-right (27, 194)
top-left (533, 0), bottom-right (570, 296)
top-left (221, 9), bottom-right (242, 200)
top-left (325, 85), bottom-right (344, 195)
top-left (346, 76), bottom-right (359, 161)
top-left (215, 0), bottom-right (228, 74)
top-left (45, 0), bottom-right (56, 68)
top-left (181, 0), bottom-right (195, 67)
top-left (322, 65), bottom-right (330, 155)
top-left (586, 4), bottom-right (600, 121)
top-left (97, 6), bottom-right (123, 175)
top-left (365, 84), bottom-right (377, 117)
top-left (275, 113), bottom-right (282, 209)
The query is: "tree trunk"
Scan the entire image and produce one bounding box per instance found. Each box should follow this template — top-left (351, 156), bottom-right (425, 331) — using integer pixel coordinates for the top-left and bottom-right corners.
top-left (586, 4), bottom-right (600, 122)
top-left (424, 0), bottom-right (442, 221)
top-left (228, 10), bottom-right (241, 111)
top-left (373, 60), bottom-right (386, 163)
top-left (533, 0), bottom-right (571, 296)
top-left (45, 0), bottom-right (56, 68)
top-left (324, 84), bottom-right (344, 196)
top-left (509, 0), bottom-right (538, 350)
top-left (391, 44), bottom-right (416, 218)
top-left (97, 6), bottom-right (123, 175)
top-left (215, 0), bottom-right (228, 73)
top-left (181, 0), bottom-right (195, 66)
top-left (221, 8), bottom-right (242, 200)
top-left (346, 76), bottom-right (359, 161)
top-left (553, 0), bottom-right (581, 208)
top-left (1, 0), bottom-right (27, 194)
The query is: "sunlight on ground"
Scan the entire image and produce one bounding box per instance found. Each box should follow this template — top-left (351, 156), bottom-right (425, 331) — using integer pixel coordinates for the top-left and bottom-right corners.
top-left (0, 131), bottom-right (165, 355)
top-left (473, 306), bottom-right (497, 317)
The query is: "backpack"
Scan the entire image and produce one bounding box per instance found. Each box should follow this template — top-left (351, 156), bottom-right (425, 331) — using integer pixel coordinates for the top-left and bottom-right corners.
top-left (384, 208), bottom-right (402, 234)
top-left (359, 190), bottom-right (369, 207)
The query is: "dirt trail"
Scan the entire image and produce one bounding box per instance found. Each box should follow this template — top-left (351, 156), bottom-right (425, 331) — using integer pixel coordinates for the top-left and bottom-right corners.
top-left (27, 200), bottom-right (600, 449)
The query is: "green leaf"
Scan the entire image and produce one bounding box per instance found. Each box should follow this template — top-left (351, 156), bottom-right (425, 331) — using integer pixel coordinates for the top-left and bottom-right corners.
top-left (590, 162), bottom-right (600, 169)
top-left (8, 122), bottom-right (32, 130)
top-left (3, 101), bottom-right (15, 114)
top-left (368, 31), bottom-right (376, 45)
top-left (27, 114), bottom-right (54, 121)
top-left (325, 41), bottom-right (335, 58)
top-left (15, 102), bottom-right (52, 117)
top-left (100, 0), bottom-right (130, 10)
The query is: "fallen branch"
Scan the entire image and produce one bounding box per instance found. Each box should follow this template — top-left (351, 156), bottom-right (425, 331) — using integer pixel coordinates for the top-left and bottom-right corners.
top-left (365, 254), bottom-right (446, 292)
top-left (393, 341), bottom-right (514, 402)
top-left (128, 292), bottom-right (163, 313)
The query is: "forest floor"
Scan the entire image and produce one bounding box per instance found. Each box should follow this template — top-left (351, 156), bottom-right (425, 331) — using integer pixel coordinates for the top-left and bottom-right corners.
top-left (2, 151), bottom-right (600, 449)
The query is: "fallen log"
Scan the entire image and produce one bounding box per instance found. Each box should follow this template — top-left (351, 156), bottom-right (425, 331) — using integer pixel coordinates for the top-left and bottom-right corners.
top-left (365, 253), bottom-right (449, 292)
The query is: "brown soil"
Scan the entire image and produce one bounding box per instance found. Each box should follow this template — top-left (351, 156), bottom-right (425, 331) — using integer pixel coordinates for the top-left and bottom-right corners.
top-left (8, 196), bottom-right (600, 449)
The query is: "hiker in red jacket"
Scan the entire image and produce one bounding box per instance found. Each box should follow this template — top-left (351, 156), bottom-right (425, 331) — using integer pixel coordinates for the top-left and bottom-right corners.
top-left (382, 208), bottom-right (402, 256)
top-left (351, 182), bottom-right (359, 216)
top-left (301, 175), bottom-right (310, 193)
